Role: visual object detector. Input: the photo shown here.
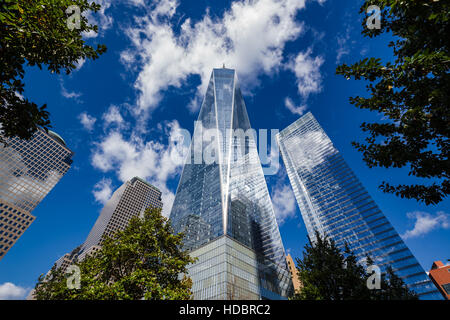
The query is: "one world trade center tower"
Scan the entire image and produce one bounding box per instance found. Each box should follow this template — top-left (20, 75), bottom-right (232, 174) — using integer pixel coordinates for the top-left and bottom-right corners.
top-left (169, 67), bottom-right (292, 300)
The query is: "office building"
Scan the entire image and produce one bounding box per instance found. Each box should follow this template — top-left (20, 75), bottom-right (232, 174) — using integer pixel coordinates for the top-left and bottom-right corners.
top-left (0, 129), bottom-right (73, 261)
top-left (276, 112), bottom-right (442, 299)
top-left (428, 260), bottom-right (450, 300)
top-left (169, 67), bottom-right (292, 300)
top-left (54, 177), bottom-right (162, 270)
top-left (286, 254), bottom-right (302, 293)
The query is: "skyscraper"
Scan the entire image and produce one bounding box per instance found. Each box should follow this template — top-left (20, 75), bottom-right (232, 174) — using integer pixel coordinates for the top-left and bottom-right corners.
top-left (55, 177), bottom-right (162, 270)
top-left (276, 112), bottom-right (442, 299)
top-left (0, 129), bottom-right (73, 261)
top-left (169, 67), bottom-right (292, 300)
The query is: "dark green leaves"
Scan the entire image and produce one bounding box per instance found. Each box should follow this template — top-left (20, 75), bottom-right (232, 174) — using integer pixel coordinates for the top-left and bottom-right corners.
top-left (0, 0), bottom-right (107, 140)
top-left (33, 207), bottom-right (195, 300)
top-left (292, 231), bottom-right (373, 300)
top-left (336, 0), bottom-right (449, 205)
top-left (291, 231), bottom-right (418, 300)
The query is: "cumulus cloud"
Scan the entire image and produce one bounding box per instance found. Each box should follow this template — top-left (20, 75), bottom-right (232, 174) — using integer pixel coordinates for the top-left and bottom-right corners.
top-left (92, 178), bottom-right (114, 204)
top-left (0, 283), bottom-right (29, 300)
top-left (284, 97), bottom-right (307, 116)
top-left (401, 211), bottom-right (450, 240)
top-left (88, 0), bottom-right (327, 218)
top-left (78, 112), bottom-right (97, 132)
top-left (102, 105), bottom-right (125, 129)
top-left (91, 120), bottom-right (187, 217)
top-left (287, 48), bottom-right (324, 99)
top-left (122, 0), bottom-right (311, 116)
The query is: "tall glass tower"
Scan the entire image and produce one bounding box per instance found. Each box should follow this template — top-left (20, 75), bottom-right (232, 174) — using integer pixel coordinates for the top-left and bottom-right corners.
top-left (276, 112), bottom-right (442, 299)
top-left (169, 68), bottom-right (292, 300)
top-left (0, 129), bottom-right (73, 261)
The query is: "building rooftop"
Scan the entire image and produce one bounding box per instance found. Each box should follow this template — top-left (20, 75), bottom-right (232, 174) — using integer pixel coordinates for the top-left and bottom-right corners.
top-left (131, 177), bottom-right (160, 192)
top-left (48, 130), bottom-right (67, 147)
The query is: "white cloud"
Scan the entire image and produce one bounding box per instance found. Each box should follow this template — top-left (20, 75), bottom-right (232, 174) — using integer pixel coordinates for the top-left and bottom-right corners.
top-left (91, 120), bottom-right (186, 217)
top-left (401, 211), bottom-right (450, 240)
top-left (149, 0), bottom-right (178, 19)
top-left (78, 112), bottom-right (97, 132)
top-left (127, 0), bottom-right (146, 7)
top-left (335, 25), bottom-right (352, 64)
top-left (287, 48), bottom-right (324, 99)
top-left (60, 80), bottom-right (82, 101)
top-left (92, 178), bottom-right (113, 204)
top-left (122, 0), bottom-right (310, 116)
top-left (102, 105), bottom-right (124, 128)
top-left (0, 283), bottom-right (29, 300)
top-left (336, 36), bottom-right (350, 64)
top-left (272, 183), bottom-right (297, 225)
top-left (284, 97), bottom-right (307, 116)
top-left (75, 58), bottom-right (85, 70)
top-left (89, 0), bottom-right (327, 218)
top-left (83, 0), bottom-right (113, 38)
top-left (271, 169), bottom-right (297, 225)
top-left (360, 46), bottom-right (369, 56)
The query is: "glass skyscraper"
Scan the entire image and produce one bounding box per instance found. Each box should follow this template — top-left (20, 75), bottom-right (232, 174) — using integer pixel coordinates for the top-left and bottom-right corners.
top-left (169, 67), bottom-right (292, 300)
top-left (276, 112), bottom-right (442, 299)
top-left (0, 129), bottom-right (73, 261)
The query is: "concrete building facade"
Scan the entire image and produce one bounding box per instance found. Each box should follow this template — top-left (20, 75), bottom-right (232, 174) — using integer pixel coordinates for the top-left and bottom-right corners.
top-left (54, 177), bottom-right (162, 271)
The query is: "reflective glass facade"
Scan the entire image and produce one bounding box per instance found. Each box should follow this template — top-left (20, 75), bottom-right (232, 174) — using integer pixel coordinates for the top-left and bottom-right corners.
top-left (277, 112), bottom-right (442, 299)
top-left (188, 236), bottom-right (261, 300)
top-left (170, 68), bottom-right (292, 300)
top-left (0, 129), bottom-right (73, 261)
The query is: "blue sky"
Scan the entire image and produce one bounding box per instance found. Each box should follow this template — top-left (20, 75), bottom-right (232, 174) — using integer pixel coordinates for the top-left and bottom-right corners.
top-left (0, 0), bottom-right (449, 299)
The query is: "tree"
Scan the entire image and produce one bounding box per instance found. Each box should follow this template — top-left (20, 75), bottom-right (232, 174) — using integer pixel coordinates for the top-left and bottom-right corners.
top-left (292, 231), bottom-right (372, 300)
top-left (291, 231), bottom-right (417, 300)
top-left (374, 268), bottom-right (418, 300)
top-left (336, 1), bottom-right (449, 205)
top-left (0, 0), bottom-right (107, 140)
top-left (33, 207), bottom-right (196, 300)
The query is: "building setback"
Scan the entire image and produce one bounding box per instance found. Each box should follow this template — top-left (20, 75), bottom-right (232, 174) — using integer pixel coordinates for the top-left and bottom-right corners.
top-left (0, 129), bottom-right (73, 261)
top-left (276, 112), bottom-right (442, 300)
top-left (169, 67), bottom-right (292, 300)
top-left (54, 177), bottom-right (162, 271)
